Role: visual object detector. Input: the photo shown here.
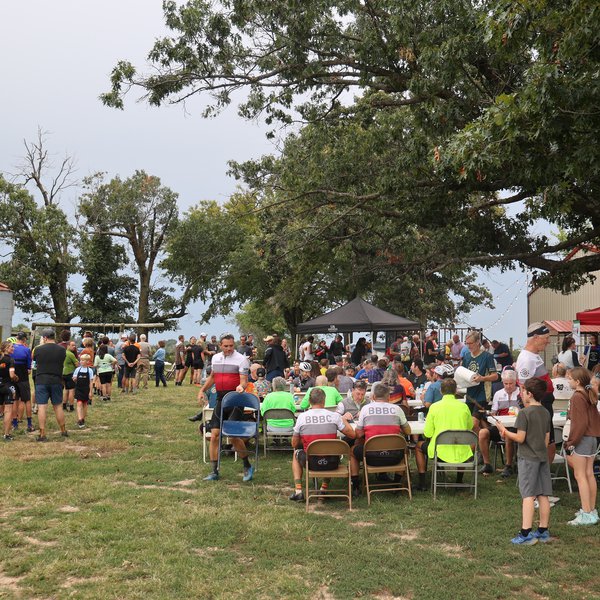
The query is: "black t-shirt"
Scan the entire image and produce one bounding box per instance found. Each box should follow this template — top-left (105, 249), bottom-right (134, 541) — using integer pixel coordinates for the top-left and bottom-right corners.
top-left (493, 343), bottom-right (513, 368)
top-left (35, 343), bottom-right (66, 385)
top-left (424, 340), bottom-right (437, 365)
top-left (123, 344), bottom-right (140, 364)
top-left (587, 345), bottom-right (599, 370)
top-left (0, 354), bottom-right (14, 386)
top-left (329, 341), bottom-right (344, 358)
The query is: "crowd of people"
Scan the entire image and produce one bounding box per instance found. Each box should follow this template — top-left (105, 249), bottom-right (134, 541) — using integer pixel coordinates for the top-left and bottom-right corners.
top-left (1, 324), bottom-right (599, 542)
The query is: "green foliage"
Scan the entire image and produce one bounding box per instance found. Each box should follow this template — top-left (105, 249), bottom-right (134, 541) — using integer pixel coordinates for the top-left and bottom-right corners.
top-left (71, 233), bottom-right (136, 328)
top-left (105, 0), bottom-right (600, 289)
top-left (79, 171), bottom-right (184, 327)
top-left (0, 175), bottom-right (77, 321)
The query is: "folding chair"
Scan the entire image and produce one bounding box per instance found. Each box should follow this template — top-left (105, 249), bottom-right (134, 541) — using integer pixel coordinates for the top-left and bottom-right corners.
top-left (216, 392), bottom-right (260, 473)
top-left (551, 426), bottom-right (573, 493)
top-left (164, 362), bottom-right (176, 381)
top-left (262, 409), bottom-right (295, 457)
top-left (432, 430), bottom-right (479, 500)
top-left (201, 407), bottom-right (214, 464)
top-left (305, 439), bottom-right (352, 512)
top-left (363, 434), bottom-right (412, 505)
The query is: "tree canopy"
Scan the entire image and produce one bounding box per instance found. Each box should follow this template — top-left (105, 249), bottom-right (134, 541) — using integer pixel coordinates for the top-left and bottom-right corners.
top-left (104, 0), bottom-right (600, 289)
top-left (79, 170), bottom-right (186, 329)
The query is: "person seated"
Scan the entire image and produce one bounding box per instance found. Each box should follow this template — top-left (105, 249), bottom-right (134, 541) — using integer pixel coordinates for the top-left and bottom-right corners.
top-left (367, 358), bottom-right (386, 383)
top-left (350, 383), bottom-right (412, 496)
top-left (293, 362), bottom-right (315, 392)
top-left (336, 366), bottom-right (355, 394)
top-left (423, 364), bottom-right (454, 408)
top-left (299, 369), bottom-right (344, 410)
top-left (414, 378), bottom-right (473, 491)
top-left (551, 363), bottom-right (574, 410)
top-left (336, 380), bottom-right (369, 447)
top-left (392, 358), bottom-right (416, 398)
top-left (408, 358), bottom-right (427, 389)
top-left (289, 388), bottom-right (355, 501)
top-left (253, 367), bottom-right (272, 400)
top-left (479, 369), bottom-right (521, 477)
top-left (261, 376), bottom-right (296, 433)
top-left (380, 369), bottom-right (407, 405)
top-left (354, 360), bottom-right (371, 381)
top-left (319, 358), bottom-right (329, 376)
top-left (287, 360), bottom-right (301, 381)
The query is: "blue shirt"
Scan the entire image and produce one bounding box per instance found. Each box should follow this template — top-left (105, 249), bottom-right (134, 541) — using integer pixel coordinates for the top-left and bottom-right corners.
top-left (424, 380), bottom-right (443, 405)
top-left (12, 344), bottom-right (32, 369)
top-left (152, 348), bottom-right (166, 362)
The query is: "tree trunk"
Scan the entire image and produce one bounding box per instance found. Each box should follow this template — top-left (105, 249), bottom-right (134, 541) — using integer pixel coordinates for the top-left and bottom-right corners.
top-left (48, 266), bottom-right (70, 323)
top-left (137, 268), bottom-right (151, 337)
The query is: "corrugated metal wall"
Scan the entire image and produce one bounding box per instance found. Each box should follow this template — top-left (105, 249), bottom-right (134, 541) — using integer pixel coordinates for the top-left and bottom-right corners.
top-left (529, 250), bottom-right (600, 323)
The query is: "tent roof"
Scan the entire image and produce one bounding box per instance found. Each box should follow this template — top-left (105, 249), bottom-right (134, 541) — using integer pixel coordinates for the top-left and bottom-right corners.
top-left (296, 297), bottom-right (420, 334)
top-left (543, 320), bottom-right (598, 334)
top-left (575, 307), bottom-right (600, 327)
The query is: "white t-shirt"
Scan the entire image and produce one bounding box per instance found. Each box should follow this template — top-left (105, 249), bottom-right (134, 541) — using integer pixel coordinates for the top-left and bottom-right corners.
top-left (300, 341), bottom-right (314, 361)
top-left (551, 376), bottom-right (574, 400)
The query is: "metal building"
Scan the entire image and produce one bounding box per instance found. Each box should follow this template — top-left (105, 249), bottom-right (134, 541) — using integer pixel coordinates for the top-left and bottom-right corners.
top-left (0, 282), bottom-right (14, 341)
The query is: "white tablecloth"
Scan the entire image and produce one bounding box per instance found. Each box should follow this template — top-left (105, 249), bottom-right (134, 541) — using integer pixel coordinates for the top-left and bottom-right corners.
top-left (487, 413), bottom-right (566, 428)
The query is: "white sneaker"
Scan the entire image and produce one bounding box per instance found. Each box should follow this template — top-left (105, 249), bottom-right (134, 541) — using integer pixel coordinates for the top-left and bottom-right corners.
top-left (568, 511), bottom-right (598, 526)
top-left (548, 496), bottom-right (560, 504)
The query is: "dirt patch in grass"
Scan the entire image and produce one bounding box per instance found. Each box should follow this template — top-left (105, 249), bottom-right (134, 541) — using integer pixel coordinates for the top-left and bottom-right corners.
top-left (120, 481), bottom-right (196, 494)
top-left (22, 535), bottom-right (57, 547)
top-left (373, 591), bottom-right (413, 600)
top-left (192, 547), bottom-right (223, 558)
top-left (61, 576), bottom-right (103, 589)
top-left (351, 521), bottom-right (376, 528)
top-left (313, 586), bottom-right (336, 599)
top-left (435, 543), bottom-right (471, 558)
top-left (389, 530), bottom-right (420, 541)
top-left (58, 505), bottom-right (80, 513)
top-left (500, 566), bottom-right (532, 580)
top-left (0, 568), bottom-right (24, 594)
top-left (173, 479), bottom-right (196, 487)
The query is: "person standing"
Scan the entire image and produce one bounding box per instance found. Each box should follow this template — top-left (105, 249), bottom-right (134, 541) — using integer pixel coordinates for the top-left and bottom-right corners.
top-left (491, 339), bottom-right (513, 370)
top-left (122, 334), bottom-right (141, 394)
top-left (136, 334), bottom-right (152, 390)
top-left (496, 378), bottom-right (553, 544)
top-left (423, 330), bottom-right (439, 366)
top-left (152, 340), bottom-right (168, 387)
top-left (114, 333), bottom-right (128, 389)
top-left (300, 336), bottom-right (315, 361)
top-left (462, 331), bottom-right (498, 431)
top-left (94, 344), bottom-right (117, 401)
top-left (174, 334), bottom-right (186, 386)
top-left (585, 334), bottom-right (600, 371)
top-left (564, 367), bottom-right (600, 525)
top-left (263, 335), bottom-right (289, 382)
top-left (73, 354), bottom-right (94, 428)
top-left (198, 334), bottom-right (254, 482)
top-left (34, 329), bottom-right (68, 441)
top-left (0, 341), bottom-right (18, 440)
top-left (12, 332), bottom-right (34, 433)
top-left (516, 322), bottom-right (556, 464)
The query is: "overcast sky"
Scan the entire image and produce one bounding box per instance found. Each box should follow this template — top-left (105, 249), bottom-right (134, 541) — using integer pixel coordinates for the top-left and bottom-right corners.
top-left (0, 1), bottom-right (529, 346)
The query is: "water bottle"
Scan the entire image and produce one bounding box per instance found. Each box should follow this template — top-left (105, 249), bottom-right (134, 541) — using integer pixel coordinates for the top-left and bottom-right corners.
top-left (289, 381), bottom-right (294, 394)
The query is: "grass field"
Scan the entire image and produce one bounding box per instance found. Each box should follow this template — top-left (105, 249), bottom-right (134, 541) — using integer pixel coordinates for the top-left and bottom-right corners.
top-left (0, 385), bottom-right (599, 600)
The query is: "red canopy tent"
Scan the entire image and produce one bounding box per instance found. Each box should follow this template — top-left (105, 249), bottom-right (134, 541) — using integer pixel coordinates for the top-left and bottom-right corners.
top-left (575, 306), bottom-right (600, 326)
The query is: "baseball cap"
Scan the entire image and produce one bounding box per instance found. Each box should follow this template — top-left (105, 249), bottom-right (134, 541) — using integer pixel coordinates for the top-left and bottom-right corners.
top-left (200, 332), bottom-right (207, 337)
top-left (16, 332), bottom-right (28, 341)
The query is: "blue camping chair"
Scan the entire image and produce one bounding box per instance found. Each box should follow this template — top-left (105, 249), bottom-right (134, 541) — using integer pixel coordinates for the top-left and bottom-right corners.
top-left (217, 392), bottom-right (260, 472)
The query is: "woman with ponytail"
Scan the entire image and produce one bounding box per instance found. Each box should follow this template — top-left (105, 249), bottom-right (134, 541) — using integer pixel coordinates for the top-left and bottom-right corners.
top-left (565, 367), bottom-right (600, 525)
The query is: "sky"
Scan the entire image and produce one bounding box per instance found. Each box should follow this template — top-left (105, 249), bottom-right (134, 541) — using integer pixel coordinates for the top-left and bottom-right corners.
top-left (0, 1), bottom-right (529, 346)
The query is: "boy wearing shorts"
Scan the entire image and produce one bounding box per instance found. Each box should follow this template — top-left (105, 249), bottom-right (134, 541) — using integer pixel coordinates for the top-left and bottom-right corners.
top-left (497, 377), bottom-right (552, 545)
top-left (73, 355), bottom-right (94, 428)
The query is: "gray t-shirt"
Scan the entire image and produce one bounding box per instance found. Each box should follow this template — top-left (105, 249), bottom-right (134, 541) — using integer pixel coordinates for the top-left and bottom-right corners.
top-left (515, 405), bottom-right (551, 462)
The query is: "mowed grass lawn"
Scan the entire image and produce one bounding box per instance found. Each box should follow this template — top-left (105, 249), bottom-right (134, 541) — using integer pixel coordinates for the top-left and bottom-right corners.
top-left (1, 384), bottom-right (599, 600)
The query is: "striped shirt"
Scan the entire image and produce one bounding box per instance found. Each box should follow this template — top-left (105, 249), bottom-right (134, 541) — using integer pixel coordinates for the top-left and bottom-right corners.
top-left (356, 402), bottom-right (407, 440)
top-left (211, 350), bottom-right (249, 392)
top-left (293, 408), bottom-right (345, 452)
